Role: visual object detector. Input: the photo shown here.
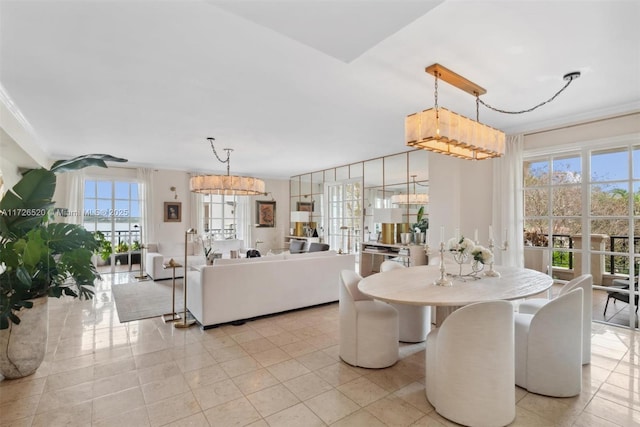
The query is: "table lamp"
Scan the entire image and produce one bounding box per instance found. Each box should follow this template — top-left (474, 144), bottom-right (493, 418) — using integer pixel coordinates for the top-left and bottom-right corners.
top-left (290, 211), bottom-right (309, 237)
top-left (373, 208), bottom-right (403, 244)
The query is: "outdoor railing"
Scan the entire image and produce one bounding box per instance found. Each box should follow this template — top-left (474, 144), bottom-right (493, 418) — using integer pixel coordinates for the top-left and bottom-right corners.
top-left (526, 233), bottom-right (637, 276)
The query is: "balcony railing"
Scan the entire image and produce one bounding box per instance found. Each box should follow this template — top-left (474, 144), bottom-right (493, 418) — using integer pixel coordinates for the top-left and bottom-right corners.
top-left (526, 233), bottom-right (638, 275)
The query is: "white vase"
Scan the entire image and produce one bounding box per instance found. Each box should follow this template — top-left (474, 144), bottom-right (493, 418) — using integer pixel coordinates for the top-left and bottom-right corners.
top-left (0, 297), bottom-right (48, 379)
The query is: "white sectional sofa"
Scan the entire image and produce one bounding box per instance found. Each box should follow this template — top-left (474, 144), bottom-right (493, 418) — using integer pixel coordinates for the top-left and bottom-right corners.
top-left (186, 251), bottom-right (356, 328)
top-left (145, 239), bottom-right (244, 280)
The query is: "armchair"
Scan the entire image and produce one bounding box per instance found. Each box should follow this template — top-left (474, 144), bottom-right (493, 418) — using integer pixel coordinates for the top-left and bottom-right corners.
top-left (425, 300), bottom-right (515, 426)
top-left (518, 274), bottom-right (592, 364)
top-left (515, 288), bottom-right (583, 397)
top-left (339, 270), bottom-right (399, 368)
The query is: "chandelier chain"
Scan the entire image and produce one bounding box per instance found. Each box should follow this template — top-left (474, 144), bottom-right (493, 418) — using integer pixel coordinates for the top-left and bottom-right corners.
top-left (207, 137), bottom-right (232, 176)
top-left (434, 72), bottom-right (439, 111)
top-left (477, 77), bottom-right (576, 115)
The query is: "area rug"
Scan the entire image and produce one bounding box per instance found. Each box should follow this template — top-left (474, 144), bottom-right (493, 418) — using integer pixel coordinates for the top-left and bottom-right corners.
top-left (111, 280), bottom-right (184, 322)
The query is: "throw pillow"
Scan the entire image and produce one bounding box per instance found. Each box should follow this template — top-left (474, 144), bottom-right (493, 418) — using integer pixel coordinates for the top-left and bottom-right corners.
top-left (289, 239), bottom-right (305, 254)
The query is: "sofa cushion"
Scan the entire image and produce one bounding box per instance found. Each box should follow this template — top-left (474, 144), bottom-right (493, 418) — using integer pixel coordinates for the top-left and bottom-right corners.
top-left (289, 239), bottom-right (306, 254)
top-left (158, 242), bottom-right (195, 257)
top-left (284, 250), bottom-right (337, 260)
top-left (214, 253), bottom-right (286, 266)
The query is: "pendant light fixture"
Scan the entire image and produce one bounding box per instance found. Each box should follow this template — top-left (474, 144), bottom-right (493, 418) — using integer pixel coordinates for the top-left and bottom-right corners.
top-left (405, 63), bottom-right (580, 160)
top-left (391, 175), bottom-right (429, 205)
top-left (190, 138), bottom-right (266, 196)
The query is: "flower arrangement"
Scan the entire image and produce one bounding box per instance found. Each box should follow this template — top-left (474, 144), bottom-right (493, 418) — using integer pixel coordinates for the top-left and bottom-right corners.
top-left (447, 236), bottom-right (476, 255)
top-left (471, 245), bottom-right (494, 264)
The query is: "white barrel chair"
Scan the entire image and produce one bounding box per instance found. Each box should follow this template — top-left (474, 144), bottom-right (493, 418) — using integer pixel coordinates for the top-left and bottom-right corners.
top-left (515, 288), bottom-right (583, 397)
top-left (425, 300), bottom-right (515, 427)
top-left (518, 274), bottom-right (592, 364)
top-left (339, 270), bottom-right (399, 368)
top-left (379, 261), bottom-right (431, 342)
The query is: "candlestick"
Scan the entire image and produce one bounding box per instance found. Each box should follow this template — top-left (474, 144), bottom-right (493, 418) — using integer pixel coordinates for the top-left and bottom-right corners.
top-left (434, 241), bottom-right (452, 287)
top-left (484, 238), bottom-right (501, 277)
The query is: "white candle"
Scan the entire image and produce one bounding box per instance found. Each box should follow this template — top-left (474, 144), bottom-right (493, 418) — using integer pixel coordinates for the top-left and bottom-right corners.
top-left (426, 230), bottom-right (430, 246)
top-left (474, 229), bottom-right (478, 242)
top-left (454, 228), bottom-right (459, 240)
top-left (504, 227), bottom-right (508, 243)
top-left (440, 226), bottom-right (444, 243)
top-left (489, 225), bottom-right (493, 240)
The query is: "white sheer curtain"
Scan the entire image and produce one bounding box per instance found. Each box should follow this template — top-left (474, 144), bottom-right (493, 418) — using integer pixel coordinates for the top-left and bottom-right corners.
top-left (236, 196), bottom-right (252, 248)
top-left (65, 170), bottom-right (84, 225)
top-left (136, 168), bottom-right (153, 244)
top-left (492, 134), bottom-right (524, 267)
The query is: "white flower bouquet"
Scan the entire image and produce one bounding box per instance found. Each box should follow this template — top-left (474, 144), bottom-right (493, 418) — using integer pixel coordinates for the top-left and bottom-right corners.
top-left (471, 245), bottom-right (494, 265)
top-left (447, 236), bottom-right (476, 255)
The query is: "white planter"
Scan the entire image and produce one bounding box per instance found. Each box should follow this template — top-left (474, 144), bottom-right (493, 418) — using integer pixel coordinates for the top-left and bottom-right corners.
top-left (0, 297), bottom-right (48, 379)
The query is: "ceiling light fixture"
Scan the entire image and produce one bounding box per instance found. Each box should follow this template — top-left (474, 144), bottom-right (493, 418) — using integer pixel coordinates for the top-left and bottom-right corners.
top-left (190, 138), bottom-right (266, 196)
top-left (391, 175), bottom-right (429, 205)
top-left (405, 63), bottom-right (580, 160)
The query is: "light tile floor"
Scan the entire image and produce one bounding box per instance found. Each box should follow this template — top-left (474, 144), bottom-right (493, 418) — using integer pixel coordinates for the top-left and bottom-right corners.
top-left (1, 273), bottom-right (638, 426)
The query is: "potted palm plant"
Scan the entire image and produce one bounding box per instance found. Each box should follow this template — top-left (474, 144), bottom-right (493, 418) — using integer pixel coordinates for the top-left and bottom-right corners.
top-left (412, 206), bottom-right (429, 244)
top-left (0, 154), bottom-right (126, 378)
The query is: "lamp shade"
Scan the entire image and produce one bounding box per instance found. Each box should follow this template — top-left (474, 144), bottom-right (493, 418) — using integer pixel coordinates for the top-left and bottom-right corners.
top-left (373, 208), bottom-right (403, 223)
top-left (391, 193), bottom-right (429, 205)
top-left (405, 107), bottom-right (505, 160)
top-left (290, 211), bottom-right (310, 223)
top-left (190, 175), bottom-right (265, 195)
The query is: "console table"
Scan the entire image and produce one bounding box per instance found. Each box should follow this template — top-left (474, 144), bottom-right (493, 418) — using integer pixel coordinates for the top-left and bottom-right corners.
top-left (360, 241), bottom-right (427, 277)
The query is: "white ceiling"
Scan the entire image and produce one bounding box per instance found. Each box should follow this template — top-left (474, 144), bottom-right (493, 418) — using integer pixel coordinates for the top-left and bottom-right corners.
top-left (1, 0), bottom-right (639, 179)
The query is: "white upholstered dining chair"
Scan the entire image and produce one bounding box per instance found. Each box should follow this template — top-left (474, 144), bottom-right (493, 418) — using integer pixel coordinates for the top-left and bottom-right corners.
top-left (518, 273), bottom-right (592, 364)
top-left (379, 261), bottom-right (431, 342)
top-left (339, 270), bottom-right (399, 368)
top-left (515, 288), bottom-right (583, 397)
top-left (425, 300), bottom-right (515, 427)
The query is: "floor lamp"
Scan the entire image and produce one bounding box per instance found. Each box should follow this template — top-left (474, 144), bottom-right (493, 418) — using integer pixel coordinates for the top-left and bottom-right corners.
top-left (133, 224), bottom-right (148, 280)
top-left (175, 228), bottom-right (197, 328)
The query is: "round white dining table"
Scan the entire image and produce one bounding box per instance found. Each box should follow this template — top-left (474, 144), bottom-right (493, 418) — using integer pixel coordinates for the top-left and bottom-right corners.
top-left (358, 264), bottom-right (553, 326)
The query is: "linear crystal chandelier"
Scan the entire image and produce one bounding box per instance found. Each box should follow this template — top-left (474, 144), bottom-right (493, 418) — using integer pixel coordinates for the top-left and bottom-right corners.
top-left (190, 138), bottom-right (265, 196)
top-left (391, 175), bottom-right (429, 205)
top-left (405, 64), bottom-right (505, 160)
top-left (405, 64), bottom-right (580, 160)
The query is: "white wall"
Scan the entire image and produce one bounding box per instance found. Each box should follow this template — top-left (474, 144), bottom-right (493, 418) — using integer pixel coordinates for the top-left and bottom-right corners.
top-left (150, 169), bottom-right (192, 244)
top-left (250, 178), bottom-right (290, 253)
top-left (524, 112), bottom-right (640, 150)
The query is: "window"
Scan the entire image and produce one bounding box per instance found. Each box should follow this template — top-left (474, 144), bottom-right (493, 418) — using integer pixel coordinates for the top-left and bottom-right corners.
top-left (83, 180), bottom-right (141, 270)
top-left (327, 180), bottom-right (362, 253)
top-left (202, 194), bottom-right (239, 240)
top-left (524, 142), bottom-right (638, 328)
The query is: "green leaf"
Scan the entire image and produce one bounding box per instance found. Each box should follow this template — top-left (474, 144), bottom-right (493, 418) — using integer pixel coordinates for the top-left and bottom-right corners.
top-left (45, 223), bottom-right (98, 254)
top-left (15, 267), bottom-right (32, 289)
top-left (22, 231), bottom-right (46, 268)
top-left (50, 154), bottom-right (128, 174)
top-left (0, 169), bottom-right (55, 236)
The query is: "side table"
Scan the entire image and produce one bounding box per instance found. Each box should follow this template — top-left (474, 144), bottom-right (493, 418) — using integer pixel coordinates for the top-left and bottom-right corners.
top-left (162, 259), bottom-right (182, 322)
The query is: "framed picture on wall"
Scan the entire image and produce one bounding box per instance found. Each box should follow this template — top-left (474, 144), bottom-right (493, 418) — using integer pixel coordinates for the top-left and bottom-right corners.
top-left (296, 201), bottom-right (314, 212)
top-left (164, 202), bottom-right (182, 222)
top-left (256, 200), bottom-right (276, 227)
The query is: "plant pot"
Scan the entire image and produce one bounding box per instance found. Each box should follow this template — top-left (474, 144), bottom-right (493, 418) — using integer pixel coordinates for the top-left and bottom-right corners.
top-left (0, 297), bottom-right (48, 379)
